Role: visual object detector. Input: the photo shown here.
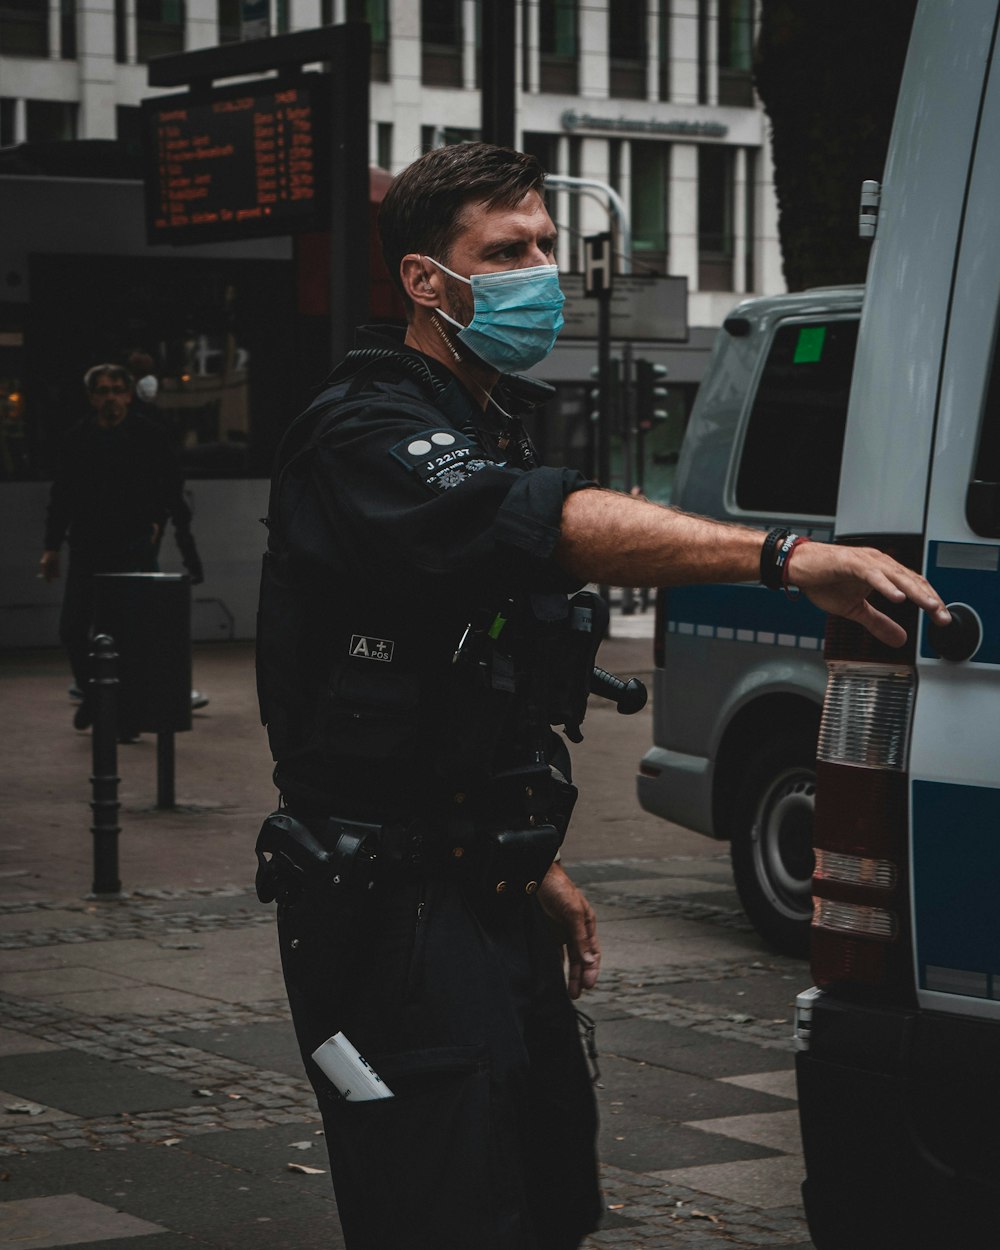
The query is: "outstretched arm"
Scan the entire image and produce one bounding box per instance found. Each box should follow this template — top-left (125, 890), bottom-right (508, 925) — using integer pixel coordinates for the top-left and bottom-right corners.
top-left (556, 488), bottom-right (949, 647)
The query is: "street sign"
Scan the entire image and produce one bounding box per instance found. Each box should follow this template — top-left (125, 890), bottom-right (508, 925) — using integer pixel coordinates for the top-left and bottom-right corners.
top-left (560, 273), bottom-right (688, 342)
top-left (583, 231), bottom-right (613, 296)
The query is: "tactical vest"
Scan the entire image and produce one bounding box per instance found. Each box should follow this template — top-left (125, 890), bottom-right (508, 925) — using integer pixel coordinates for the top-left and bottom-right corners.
top-left (255, 349), bottom-right (604, 808)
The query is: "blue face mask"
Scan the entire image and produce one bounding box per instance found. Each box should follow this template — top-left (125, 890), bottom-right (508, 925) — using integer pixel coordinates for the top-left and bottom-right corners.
top-left (426, 256), bottom-right (565, 373)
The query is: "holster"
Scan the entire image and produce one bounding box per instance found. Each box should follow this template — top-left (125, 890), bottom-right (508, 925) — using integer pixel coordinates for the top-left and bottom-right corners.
top-left (254, 810), bottom-right (380, 905)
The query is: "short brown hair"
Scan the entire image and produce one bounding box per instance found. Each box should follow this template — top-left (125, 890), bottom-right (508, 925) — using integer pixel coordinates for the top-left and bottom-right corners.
top-left (378, 143), bottom-right (547, 308)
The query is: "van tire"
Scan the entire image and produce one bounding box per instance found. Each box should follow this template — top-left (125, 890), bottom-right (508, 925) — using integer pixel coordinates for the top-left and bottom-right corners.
top-left (730, 735), bottom-right (816, 957)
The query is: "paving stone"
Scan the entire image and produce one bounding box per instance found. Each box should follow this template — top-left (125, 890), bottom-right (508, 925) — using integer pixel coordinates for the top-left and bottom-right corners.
top-left (0, 1193), bottom-right (164, 1248)
top-left (162, 1021), bottom-right (303, 1078)
top-left (600, 1110), bottom-right (781, 1173)
top-left (597, 1018), bottom-right (794, 1078)
top-left (0, 1051), bottom-right (223, 1118)
top-left (598, 1053), bottom-right (794, 1126)
top-left (663, 974), bottom-right (803, 1024)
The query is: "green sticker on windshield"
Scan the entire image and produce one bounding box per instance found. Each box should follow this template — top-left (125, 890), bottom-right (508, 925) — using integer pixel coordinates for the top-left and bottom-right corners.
top-left (794, 325), bottom-right (827, 364)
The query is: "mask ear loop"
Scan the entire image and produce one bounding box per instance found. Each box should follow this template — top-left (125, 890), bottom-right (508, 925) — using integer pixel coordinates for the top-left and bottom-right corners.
top-left (422, 256), bottom-right (472, 335)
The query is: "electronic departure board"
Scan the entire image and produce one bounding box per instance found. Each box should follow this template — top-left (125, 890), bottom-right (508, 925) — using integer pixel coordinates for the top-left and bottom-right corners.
top-left (141, 74), bottom-right (330, 244)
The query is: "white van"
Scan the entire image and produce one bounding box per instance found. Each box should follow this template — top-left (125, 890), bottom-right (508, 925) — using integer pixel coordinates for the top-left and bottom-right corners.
top-left (642, 1), bottom-right (1000, 1239)
top-left (786, 2), bottom-right (1000, 1245)
top-left (637, 284), bottom-right (863, 956)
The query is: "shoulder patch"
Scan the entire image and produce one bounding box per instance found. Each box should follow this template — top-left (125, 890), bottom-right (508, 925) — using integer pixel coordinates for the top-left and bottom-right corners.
top-left (389, 428), bottom-right (489, 494)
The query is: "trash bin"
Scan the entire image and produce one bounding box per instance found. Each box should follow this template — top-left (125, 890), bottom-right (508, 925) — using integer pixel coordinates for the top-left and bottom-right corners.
top-left (93, 573), bottom-right (192, 735)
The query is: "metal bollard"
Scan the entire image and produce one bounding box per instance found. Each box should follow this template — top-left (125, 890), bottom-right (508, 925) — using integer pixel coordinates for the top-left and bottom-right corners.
top-left (156, 732), bottom-right (176, 810)
top-left (89, 634), bottom-right (123, 897)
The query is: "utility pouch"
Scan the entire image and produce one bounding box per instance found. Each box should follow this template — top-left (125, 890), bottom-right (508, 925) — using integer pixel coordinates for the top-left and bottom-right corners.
top-left (484, 762), bottom-right (579, 841)
top-left (254, 810), bottom-right (379, 904)
top-left (478, 823), bottom-right (562, 899)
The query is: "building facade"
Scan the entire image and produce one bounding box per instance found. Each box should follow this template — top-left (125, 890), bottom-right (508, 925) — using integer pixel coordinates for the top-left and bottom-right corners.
top-left (0, 1), bottom-right (785, 646)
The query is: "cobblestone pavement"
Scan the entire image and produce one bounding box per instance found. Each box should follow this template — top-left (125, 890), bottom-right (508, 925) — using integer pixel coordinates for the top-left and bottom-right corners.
top-left (0, 876), bottom-right (814, 1249)
top-left (1, 638), bottom-right (815, 1248)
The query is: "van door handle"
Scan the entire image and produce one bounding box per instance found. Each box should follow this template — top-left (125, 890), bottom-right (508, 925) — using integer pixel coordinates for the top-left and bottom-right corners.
top-left (926, 602), bottom-right (982, 662)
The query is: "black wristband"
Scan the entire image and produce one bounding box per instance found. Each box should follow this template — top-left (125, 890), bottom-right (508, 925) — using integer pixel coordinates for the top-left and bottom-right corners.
top-left (760, 527), bottom-right (801, 590)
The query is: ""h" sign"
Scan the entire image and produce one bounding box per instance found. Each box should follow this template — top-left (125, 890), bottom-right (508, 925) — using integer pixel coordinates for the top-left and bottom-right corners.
top-left (584, 232), bottom-right (613, 298)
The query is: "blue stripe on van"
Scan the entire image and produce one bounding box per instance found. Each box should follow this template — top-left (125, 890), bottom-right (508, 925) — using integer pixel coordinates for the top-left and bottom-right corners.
top-left (912, 779), bottom-right (1000, 999)
top-left (666, 582), bottom-right (826, 649)
top-left (920, 541), bottom-right (1000, 664)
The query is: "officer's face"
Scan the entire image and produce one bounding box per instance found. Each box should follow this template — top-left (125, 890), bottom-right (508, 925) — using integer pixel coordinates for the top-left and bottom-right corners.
top-left (439, 190), bottom-right (558, 325)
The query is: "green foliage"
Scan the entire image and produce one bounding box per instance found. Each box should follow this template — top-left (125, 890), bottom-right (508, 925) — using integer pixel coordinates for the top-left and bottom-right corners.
top-left (755, 0), bottom-right (917, 290)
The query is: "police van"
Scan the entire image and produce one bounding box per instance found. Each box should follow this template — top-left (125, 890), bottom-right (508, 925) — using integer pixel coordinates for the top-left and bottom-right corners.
top-left (646, 0), bottom-right (1000, 1242)
top-left (636, 283), bottom-right (863, 956)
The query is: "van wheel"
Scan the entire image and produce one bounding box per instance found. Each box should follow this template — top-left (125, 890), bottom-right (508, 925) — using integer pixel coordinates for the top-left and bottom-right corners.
top-left (729, 736), bottom-right (816, 958)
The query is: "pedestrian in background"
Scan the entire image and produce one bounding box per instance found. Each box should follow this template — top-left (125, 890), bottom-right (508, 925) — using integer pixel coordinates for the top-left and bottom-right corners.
top-left (255, 142), bottom-right (951, 1250)
top-left (40, 363), bottom-right (181, 731)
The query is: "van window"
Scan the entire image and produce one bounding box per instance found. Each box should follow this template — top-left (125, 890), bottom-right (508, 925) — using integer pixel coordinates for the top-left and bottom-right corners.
top-left (968, 316), bottom-right (1000, 537)
top-left (735, 317), bottom-right (859, 517)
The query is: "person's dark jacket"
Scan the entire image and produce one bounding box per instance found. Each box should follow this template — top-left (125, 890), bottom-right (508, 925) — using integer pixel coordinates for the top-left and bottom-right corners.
top-left (43, 413), bottom-right (182, 556)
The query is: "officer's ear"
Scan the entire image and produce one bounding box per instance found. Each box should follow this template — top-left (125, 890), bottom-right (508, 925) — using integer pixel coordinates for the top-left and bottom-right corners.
top-left (400, 254), bottom-right (440, 309)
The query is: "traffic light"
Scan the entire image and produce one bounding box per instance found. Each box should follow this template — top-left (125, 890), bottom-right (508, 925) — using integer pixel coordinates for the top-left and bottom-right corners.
top-left (589, 359), bottom-right (621, 425)
top-left (635, 358), bottom-right (669, 430)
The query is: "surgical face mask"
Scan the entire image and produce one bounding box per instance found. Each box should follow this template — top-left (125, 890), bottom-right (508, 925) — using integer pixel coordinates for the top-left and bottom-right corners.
top-left (426, 256), bottom-right (565, 373)
top-left (135, 374), bottom-right (159, 402)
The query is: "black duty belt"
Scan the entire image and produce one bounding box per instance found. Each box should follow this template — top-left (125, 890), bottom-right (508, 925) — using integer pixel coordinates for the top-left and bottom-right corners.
top-left (255, 807), bottom-right (562, 904)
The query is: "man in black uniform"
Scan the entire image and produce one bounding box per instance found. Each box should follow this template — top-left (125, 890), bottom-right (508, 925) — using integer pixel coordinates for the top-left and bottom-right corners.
top-left (255, 144), bottom-right (950, 1250)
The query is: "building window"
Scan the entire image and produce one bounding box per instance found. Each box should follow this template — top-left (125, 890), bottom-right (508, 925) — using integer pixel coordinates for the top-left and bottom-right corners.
top-left (420, 124), bottom-right (479, 152)
top-left (697, 0), bottom-right (709, 104)
top-left (718, 0), bottom-right (754, 106)
top-left (422, 0), bottom-right (463, 87)
top-left (116, 104), bottom-right (142, 157)
top-left (538, 0), bottom-right (578, 94)
top-left (275, 0), bottom-right (288, 35)
top-left (137, 0), bottom-right (185, 61)
top-left (217, 0), bottom-right (240, 42)
top-left (0, 0), bottom-right (48, 57)
top-left (60, 0), bottom-right (76, 58)
top-left (522, 131), bottom-right (559, 212)
top-left (567, 133), bottom-right (581, 271)
top-left (609, 0), bottom-right (646, 99)
top-left (744, 146), bottom-right (756, 290)
top-left (26, 99), bottom-right (78, 142)
top-left (0, 98), bottom-right (16, 146)
top-left (657, 0), bottom-right (670, 101)
top-left (376, 121), bottom-right (392, 171)
top-left (347, 0), bottom-right (390, 81)
top-left (114, 0), bottom-right (126, 60)
top-left (631, 141), bottom-right (669, 274)
top-left (698, 144), bottom-right (734, 291)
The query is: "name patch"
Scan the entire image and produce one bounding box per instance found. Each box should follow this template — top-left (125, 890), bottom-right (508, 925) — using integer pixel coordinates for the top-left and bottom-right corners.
top-left (389, 428), bottom-right (490, 494)
top-left (350, 635), bottom-right (394, 662)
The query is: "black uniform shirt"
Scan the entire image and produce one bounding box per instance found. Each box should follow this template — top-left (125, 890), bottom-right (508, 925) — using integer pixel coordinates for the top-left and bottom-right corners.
top-left (268, 327), bottom-right (595, 817)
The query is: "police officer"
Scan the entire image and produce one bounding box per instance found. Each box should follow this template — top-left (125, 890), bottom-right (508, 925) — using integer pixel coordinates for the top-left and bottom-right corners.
top-left (255, 143), bottom-right (950, 1250)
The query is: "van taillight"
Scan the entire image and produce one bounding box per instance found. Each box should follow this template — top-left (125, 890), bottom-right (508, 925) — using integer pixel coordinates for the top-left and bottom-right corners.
top-left (810, 535), bottom-right (922, 1002)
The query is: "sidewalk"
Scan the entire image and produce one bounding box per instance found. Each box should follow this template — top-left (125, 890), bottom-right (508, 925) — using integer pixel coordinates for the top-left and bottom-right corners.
top-left (0, 627), bottom-right (815, 1250)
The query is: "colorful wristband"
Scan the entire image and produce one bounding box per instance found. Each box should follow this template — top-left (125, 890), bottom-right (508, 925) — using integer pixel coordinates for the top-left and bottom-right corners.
top-left (760, 527), bottom-right (806, 591)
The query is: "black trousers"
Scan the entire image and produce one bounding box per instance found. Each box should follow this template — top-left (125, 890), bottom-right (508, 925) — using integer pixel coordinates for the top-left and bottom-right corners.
top-left (277, 868), bottom-right (602, 1250)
